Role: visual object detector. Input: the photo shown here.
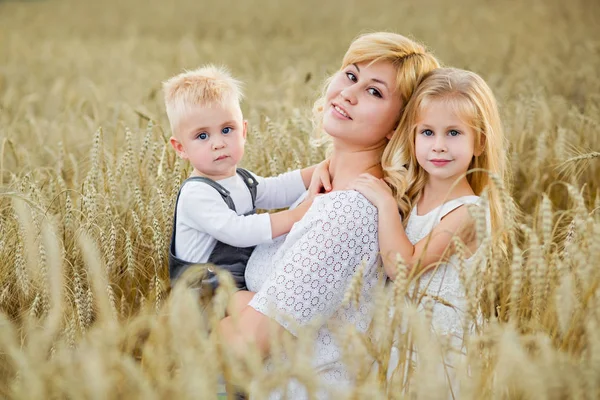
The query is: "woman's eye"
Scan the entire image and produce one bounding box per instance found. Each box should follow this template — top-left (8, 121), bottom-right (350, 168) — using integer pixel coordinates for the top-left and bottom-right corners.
top-left (448, 130), bottom-right (460, 137)
top-left (222, 127), bottom-right (232, 134)
top-left (198, 133), bottom-right (208, 140)
top-left (368, 88), bottom-right (382, 98)
top-left (345, 72), bottom-right (357, 82)
top-left (422, 129), bottom-right (434, 137)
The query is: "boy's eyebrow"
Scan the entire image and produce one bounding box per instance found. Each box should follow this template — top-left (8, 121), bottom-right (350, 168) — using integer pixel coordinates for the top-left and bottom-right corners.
top-left (352, 63), bottom-right (389, 89)
top-left (189, 120), bottom-right (238, 133)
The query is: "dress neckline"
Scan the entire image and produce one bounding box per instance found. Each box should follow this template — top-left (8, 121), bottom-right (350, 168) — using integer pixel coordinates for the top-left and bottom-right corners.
top-left (413, 195), bottom-right (480, 217)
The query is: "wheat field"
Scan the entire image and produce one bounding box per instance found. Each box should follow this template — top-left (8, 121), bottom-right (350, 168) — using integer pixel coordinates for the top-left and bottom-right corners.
top-left (0, 0), bottom-right (599, 398)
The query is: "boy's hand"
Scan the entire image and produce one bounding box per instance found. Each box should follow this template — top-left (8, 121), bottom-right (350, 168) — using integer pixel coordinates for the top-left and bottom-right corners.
top-left (308, 159), bottom-right (332, 195)
top-left (347, 173), bottom-right (395, 209)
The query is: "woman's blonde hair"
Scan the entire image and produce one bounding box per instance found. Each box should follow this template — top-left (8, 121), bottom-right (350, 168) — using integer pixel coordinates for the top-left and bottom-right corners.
top-left (386, 67), bottom-right (510, 235)
top-left (312, 33), bottom-right (440, 196)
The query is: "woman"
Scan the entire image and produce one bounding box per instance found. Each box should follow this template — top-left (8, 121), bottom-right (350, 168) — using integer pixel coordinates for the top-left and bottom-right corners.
top-left (218, 32), bottom-right (440, 399)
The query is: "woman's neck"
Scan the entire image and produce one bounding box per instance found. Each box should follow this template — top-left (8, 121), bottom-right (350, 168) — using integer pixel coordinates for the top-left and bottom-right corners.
top-left (328, 142), bottom-right (386, 190)
top-left (418, 176), bottom-right (475, 211)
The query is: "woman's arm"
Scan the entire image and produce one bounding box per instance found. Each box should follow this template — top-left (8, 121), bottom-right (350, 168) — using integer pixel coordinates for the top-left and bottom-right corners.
top-left (226, 290), bottom-right (256, 316)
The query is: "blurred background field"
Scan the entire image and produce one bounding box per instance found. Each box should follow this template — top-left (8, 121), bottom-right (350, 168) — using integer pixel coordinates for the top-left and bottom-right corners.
top-left (0, 0), bottom-right (599, 398)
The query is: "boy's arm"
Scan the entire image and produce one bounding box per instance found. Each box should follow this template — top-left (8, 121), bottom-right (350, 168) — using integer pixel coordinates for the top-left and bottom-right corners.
top-left (299, 165), bottom-right (317, 189)
top-left (254, 160), bottom-right (331, 210)
top-left (180, 182), bottom-right (311, 247)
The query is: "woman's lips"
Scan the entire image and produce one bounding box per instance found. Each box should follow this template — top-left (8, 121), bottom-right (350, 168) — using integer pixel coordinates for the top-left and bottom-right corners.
top-left (331, 104), bottom-right (351, 120)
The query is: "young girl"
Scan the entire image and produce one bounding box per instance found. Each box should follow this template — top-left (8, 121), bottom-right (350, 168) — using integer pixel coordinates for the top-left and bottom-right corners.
top-left (349, 67), bottom-right (509, 340)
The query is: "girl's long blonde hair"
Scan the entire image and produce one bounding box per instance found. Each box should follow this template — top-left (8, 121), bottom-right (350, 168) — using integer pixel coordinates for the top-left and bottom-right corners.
top-left (385, 68), bottom-right (510, 235)
top-left (312, 32), bottom-right (440, 203)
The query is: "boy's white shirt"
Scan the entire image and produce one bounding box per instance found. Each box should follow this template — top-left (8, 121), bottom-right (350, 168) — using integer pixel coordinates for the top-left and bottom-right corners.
top-left (174, 169), bottom-right (306, 263)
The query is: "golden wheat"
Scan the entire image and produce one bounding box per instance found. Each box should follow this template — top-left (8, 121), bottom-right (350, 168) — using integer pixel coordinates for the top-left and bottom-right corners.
top-left (0, 0), bottom-right (599, 398)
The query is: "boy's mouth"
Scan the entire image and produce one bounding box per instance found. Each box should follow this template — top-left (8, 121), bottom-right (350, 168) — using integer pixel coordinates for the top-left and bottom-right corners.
top-left (214, 155), bottom-right (229, 161)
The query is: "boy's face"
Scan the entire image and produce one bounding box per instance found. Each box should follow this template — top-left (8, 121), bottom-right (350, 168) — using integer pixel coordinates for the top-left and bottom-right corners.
top-left (170, 101), bottom-right (247, 180)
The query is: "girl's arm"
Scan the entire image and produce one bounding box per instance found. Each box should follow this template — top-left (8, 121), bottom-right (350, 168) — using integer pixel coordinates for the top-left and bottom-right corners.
top-left (349, 174), bottom-right (475, 279)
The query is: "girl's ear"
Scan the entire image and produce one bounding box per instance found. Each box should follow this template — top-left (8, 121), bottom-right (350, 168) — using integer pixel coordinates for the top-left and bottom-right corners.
top-left (170, 136), bottom-right (187, 159)
top-left (474, 135), bottom-right (486, 157)
top-left (243, 120), bottom-right (248, 140)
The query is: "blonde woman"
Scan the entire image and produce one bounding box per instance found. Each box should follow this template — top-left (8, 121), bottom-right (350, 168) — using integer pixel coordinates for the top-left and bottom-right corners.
top-left (217, 32), bottom-right (440, 399)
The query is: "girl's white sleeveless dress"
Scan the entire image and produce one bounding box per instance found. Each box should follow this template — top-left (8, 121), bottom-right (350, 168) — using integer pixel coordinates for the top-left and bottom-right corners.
top-left (387, 195), bottom-right (488, 394)
top-left (405, 195), bottom-right (484, 340)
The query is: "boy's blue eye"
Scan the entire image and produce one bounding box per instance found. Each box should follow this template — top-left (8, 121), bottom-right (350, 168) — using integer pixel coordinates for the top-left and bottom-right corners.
top-left (346, 72), bottom-right (357, 82)
top-left (222, 127), bottom-right (232, 134)
top-left (422, 129), bottom-right (434, 137)
top-left (198, 133), bottom-right (208, 140)
top-left (368, 88), bottom-right (382, 98)
top-left (448, 130), bottom-right (461, 137)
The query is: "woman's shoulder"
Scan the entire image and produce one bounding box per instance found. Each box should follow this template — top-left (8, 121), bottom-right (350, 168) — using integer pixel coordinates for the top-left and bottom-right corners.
top-left (315, 190), bottom-right (378, 216)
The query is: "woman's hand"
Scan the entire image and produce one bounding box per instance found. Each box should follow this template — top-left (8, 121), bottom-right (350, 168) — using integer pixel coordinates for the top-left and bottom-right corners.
top-left (308, 159), bottom-right (332, 196)
top-left (347, 173), bottom-right (395, 209)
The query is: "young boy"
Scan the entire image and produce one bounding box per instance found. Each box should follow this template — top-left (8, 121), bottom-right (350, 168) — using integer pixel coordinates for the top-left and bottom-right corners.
top-left (163, 65), bottom-right (328, 292)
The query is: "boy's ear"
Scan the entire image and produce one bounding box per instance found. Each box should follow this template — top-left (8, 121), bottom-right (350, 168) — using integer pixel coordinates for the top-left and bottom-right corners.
top-left (242, 120), bottom-right (248, 140)
top-left (474, 135), bottom-right (486, 157)
top-left (170, 136), bottom-right (187, 159)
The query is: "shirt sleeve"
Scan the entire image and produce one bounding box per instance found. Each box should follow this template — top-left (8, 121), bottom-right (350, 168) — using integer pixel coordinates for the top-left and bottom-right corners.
top-left (178, 182), bottom-right (273, 247)
top-left (252, 169), bottom-right (307, 210)
top-left (248, 191), bottom-right (380, 336)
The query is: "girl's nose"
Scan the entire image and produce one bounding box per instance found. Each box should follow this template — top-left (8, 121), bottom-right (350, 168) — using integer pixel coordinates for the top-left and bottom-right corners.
top-left (432, 135), bottom-right (447, 152)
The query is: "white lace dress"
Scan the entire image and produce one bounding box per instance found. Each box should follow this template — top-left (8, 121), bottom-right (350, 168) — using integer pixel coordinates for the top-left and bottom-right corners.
top-left (245, 190), bottom-right (384, 399)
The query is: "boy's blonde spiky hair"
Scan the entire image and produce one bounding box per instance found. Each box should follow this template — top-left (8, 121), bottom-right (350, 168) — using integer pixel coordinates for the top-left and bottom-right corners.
top-left (163, 65), bottom-right (243, 135)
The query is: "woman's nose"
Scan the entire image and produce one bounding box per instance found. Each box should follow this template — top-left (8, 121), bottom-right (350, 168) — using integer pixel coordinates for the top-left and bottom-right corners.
top-left (340, 86), bottom-right (357, 105)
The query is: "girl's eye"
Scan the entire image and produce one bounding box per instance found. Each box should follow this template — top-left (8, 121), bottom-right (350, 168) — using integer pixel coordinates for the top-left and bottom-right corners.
top-left (421, 129), bottom-right (434, 137)
top-left (198, 133), bottom-right (208, 140)
top-left (448, 130), bottom-right (461, 137)
top-left (367, 88), bottom-right (382, 98)
top-left (222, 127), bottom-right (232, 134)
top-left (345, 72), bottom-right (357, 82)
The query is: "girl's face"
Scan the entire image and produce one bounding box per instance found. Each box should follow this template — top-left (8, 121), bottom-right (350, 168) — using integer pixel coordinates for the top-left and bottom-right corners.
top-left (323, 61), bottom-right (402, 149)
top-left (414, 98), bottom-right (483, 183)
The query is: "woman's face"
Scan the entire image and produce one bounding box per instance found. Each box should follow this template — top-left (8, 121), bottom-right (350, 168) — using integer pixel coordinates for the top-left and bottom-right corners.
top-left (323, 60), bottom-right (402, 149)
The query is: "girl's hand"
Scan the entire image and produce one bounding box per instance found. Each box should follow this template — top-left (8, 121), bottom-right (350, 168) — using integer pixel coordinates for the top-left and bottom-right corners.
top-left (308, 159), bottom-right (332, 196)
top-left (347, 173), bottom-right (395, 209)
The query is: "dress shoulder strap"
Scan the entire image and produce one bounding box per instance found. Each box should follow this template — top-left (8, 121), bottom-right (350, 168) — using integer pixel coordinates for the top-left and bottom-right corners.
top-left (236, 168), bottom-right (258, 209)
top-left (438, 195), bottom-right (481, 220)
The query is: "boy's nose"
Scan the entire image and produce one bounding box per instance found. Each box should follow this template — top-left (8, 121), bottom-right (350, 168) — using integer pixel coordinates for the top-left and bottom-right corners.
top-left (212, 138), bottom-right (226, 149)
